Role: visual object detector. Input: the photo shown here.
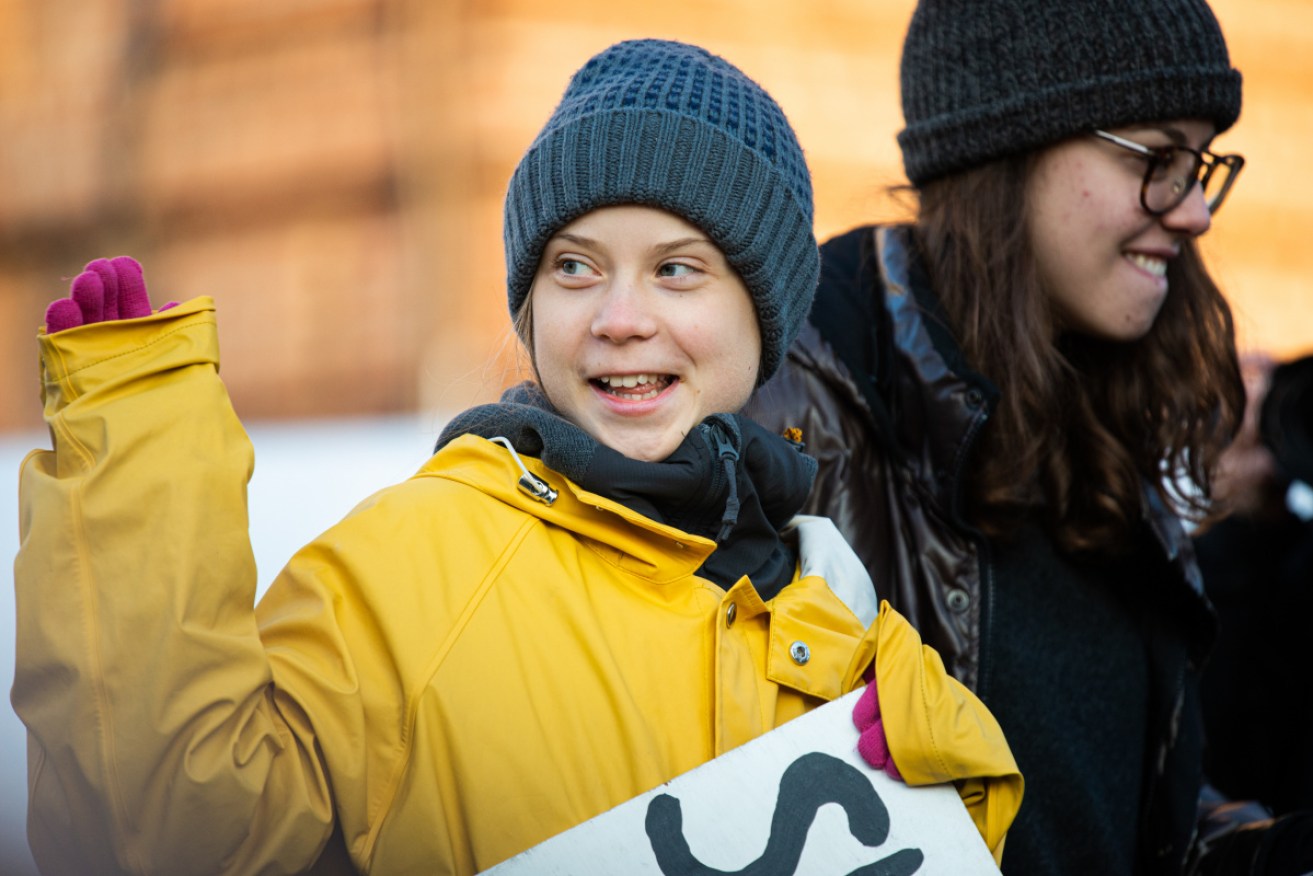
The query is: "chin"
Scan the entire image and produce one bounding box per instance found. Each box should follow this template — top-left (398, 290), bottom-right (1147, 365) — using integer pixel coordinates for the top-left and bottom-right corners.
top-left (1069, 307), bottom-right (1163, 344)
top-left (1119, 309), bottom-right (1167, 342)
top-left (616, 444), bottom-right (676, 463)
top-left (599, 432), bottom-right (679, 463)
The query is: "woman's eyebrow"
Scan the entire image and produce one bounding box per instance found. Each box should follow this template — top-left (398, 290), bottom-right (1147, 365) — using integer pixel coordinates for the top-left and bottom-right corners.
top-left (1129, 124), bottom-right (1218, 150)
top-left (651, 237), bottom-right (715, 257)
top-left (546, 233), bottom-right (715, 256)
top-left (549, 232), bottom-right (598, 249)
top-left (1158, 126), bottom-right (1190, 146)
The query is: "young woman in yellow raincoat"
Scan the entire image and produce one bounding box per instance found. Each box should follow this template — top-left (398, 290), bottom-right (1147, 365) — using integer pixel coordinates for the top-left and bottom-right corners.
top-left (15, 39), bottom-right (1020, 875)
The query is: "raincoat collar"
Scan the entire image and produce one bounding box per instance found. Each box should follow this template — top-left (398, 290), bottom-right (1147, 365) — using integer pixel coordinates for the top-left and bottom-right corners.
top-left (435, 382), bottom-right (816, 594)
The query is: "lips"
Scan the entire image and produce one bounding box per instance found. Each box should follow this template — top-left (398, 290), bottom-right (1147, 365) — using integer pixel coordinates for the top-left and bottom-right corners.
top-left (1125, 252), bottom-right (1168, 278)
top-left (593, 373), bottom-right (673, 401)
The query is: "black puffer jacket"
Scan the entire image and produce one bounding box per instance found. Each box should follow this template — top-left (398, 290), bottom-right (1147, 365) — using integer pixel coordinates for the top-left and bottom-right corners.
top-left (745, 224), bottom-right (1294, 875)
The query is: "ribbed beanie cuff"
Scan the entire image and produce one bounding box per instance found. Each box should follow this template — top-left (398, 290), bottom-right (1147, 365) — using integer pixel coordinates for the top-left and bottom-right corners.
top-left (504, 40), bottom-right (818, 381)
top-left (897, 0), bottom-right (1243, 186)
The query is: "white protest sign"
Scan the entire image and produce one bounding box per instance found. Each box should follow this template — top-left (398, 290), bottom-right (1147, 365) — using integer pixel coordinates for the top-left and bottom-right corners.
top-left (482, 687), bottom-right (999, 875)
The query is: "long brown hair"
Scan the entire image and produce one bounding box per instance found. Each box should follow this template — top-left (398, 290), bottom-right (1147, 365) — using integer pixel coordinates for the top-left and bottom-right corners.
top-left (915, 153), bottom-right (1244, 554)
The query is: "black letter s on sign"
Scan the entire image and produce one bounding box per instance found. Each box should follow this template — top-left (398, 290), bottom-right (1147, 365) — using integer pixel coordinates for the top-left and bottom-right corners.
top-left (644, 751), bottom-right (924, 876)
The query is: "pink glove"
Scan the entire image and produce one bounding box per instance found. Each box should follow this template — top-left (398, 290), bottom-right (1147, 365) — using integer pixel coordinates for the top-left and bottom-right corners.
top-left (45, 256), bottom-right (175, 334)
top-left (853, 674), bottom-right (903, 781)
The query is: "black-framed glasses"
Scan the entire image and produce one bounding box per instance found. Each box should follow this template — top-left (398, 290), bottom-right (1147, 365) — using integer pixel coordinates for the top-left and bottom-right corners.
top-left (1092, 129), bottom-right (1245, 217)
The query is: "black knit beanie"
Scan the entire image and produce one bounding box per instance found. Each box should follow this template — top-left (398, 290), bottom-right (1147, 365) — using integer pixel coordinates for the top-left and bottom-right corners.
top-left (897, 0), bottom-right (1243, 186)
top-left (504, 39), bottom-right (818, 382)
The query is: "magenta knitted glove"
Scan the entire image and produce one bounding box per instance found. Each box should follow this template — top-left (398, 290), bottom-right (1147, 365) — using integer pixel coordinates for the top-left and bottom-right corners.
top-left (852, 675), bottom-right (903, 781)
top-left (44, 256), bottom-right (175, 334)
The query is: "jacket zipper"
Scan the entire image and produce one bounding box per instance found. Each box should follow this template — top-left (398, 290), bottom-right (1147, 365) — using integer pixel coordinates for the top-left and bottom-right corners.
top-left (703, 421), bottom-right (741, 543)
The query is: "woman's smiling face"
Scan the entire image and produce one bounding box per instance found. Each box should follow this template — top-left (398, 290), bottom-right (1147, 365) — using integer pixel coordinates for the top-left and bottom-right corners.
top-left (1027, 119), bottom-right (1217, 342)
top-left (529, 205), bottom-right (761, 462)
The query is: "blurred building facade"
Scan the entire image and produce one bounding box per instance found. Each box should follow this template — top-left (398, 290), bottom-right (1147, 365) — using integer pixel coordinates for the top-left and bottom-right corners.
top-left (1, 0), bottom-right (1309, 432)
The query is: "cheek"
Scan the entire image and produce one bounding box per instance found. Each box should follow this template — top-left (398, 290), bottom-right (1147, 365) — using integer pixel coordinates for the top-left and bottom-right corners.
top-left (712, 319), bottom-right (761, 406)
top-left (528, 308), bottom-right (576, 385)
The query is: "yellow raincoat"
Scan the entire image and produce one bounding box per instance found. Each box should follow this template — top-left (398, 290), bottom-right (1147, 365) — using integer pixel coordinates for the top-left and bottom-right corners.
top-left (13, 299), bottom-right (1021, 874)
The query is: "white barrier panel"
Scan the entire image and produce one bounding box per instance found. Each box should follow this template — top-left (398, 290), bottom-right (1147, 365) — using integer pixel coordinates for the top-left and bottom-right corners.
top-left (483, 688), bottom-right (999, 875)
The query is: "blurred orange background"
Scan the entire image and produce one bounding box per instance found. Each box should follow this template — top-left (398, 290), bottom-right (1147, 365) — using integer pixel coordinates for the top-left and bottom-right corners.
top-left (1, 0), bottom-right (1309, 432)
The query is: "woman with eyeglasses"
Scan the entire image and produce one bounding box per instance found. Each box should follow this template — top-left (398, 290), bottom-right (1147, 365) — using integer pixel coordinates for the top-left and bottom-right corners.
top-left (746, 0), bottom-right (1313, 873)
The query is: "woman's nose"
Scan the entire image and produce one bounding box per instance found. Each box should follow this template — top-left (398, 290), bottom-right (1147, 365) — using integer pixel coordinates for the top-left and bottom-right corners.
top-left (590, 279), bottom-right (658, 343)
top-left (1159, 181), bottom-right (1212, 238)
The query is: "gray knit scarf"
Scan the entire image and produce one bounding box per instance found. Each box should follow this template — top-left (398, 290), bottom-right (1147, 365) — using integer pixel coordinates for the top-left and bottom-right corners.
top-left (435, 382), bottom-right (816, 597)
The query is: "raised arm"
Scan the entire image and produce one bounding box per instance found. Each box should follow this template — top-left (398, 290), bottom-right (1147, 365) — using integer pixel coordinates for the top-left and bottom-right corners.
top-left (14, 261), bottom-right (336, 874)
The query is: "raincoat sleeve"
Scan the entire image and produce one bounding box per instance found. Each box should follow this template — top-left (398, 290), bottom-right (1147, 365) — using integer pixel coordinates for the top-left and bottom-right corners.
top-left (12, 299), bottom-right (338, 875)
top-left (789, 516), bottom-right (1021, 864)
top-left (872, 600), bottom-right (1025, 866)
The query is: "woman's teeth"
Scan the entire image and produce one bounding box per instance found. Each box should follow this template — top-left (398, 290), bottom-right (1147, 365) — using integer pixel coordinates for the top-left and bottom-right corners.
top-left (597, 374), bottom-right (665, 400)
top-left (1126, 253), bottom-right (1167, 277)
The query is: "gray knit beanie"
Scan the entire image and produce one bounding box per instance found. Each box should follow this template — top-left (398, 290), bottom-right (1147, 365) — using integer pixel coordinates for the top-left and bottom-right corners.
top-left (504, 39), bottom-right (818, 381)
top-left (897, 0), bottom-right (1243, 186)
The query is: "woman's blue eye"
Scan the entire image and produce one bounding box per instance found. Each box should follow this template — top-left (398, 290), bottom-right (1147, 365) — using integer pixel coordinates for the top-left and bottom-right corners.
top-left (559, 259), bottom-right (589, 275)
top-left (658, 263), bottom-right (697, 278)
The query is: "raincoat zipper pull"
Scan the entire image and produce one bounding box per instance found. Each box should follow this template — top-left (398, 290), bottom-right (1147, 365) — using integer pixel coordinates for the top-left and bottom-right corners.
top-left (489, 436), bottom-right (558, 505)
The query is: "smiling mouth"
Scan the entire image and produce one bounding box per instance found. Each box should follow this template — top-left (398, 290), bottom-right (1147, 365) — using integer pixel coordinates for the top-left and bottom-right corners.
top-left (1126, 252), bottom-right (1168, 278)
top-left (593, 373), bottom-right (673, 401)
